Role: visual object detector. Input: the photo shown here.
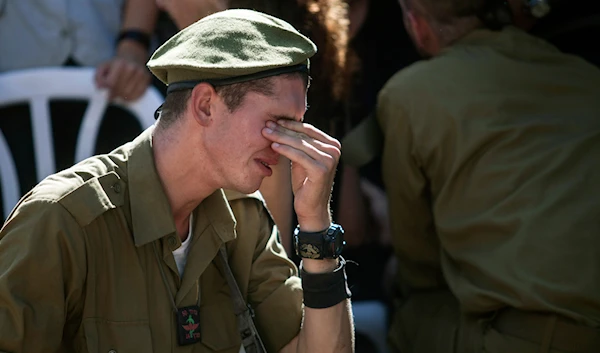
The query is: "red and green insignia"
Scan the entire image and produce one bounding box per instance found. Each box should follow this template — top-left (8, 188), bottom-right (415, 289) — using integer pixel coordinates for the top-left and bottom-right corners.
top-left (176, 305), bottom-right (201, 345)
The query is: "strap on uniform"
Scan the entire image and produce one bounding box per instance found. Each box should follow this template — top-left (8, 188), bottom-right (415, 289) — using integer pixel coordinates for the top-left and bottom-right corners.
top-left (217, 246), bottom-right (267, 353)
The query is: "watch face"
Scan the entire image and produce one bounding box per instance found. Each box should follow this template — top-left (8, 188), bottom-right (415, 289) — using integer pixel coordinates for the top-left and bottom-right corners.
top-left (294, 223), bottom-right (345, 259)
top-left (299, 244), bottom-right (321, 259)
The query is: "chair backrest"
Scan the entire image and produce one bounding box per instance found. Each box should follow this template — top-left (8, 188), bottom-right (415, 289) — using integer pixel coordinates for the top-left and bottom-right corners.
top-left (0, 67), bottom-right (164, 220)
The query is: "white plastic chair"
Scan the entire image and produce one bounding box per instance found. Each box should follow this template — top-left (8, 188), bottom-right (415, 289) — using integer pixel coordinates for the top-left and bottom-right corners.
top-left (0, 67), bottom-right (164, 219)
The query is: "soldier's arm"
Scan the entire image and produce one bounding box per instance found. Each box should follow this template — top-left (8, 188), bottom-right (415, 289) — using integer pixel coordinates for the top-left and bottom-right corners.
top-left (0, 199), bottom-right (86, 352)
top-left (262, 119), bottom-right (354, 353)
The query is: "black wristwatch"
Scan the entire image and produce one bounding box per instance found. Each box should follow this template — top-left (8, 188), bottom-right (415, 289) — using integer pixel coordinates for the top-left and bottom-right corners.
top-left (294, 223), bottom-right (345, 259)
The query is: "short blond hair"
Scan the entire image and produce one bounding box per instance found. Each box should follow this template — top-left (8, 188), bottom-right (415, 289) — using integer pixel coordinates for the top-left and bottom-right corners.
top-left (402, 0), bottom-right (484, 44)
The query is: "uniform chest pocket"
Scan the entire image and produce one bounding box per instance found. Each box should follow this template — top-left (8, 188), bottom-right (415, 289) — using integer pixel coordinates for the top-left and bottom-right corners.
top-left (201, 304), bottom-right (241, 352)
top-left (83, 319), bottom-right (154, 353)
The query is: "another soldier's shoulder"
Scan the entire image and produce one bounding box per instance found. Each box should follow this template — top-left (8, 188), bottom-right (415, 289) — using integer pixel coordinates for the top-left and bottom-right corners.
top-left (379, 57), bottom-right (452, 103)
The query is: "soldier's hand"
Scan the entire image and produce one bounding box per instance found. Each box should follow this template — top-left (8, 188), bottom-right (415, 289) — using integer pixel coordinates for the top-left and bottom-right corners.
top-left (262, 119), bottom-right (341, 232)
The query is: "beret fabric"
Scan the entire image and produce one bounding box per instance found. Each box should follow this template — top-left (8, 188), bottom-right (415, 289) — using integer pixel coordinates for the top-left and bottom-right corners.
top-left (147, 9), bottom-right (317, 86)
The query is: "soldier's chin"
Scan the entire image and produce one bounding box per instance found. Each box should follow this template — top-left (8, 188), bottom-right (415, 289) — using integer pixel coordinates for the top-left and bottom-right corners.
top-left (233, 182), bottom-right (261, 195)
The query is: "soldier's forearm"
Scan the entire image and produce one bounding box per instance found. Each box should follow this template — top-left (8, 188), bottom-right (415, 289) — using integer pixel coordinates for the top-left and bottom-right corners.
top-left (298, 299), bottom-right (354, 353)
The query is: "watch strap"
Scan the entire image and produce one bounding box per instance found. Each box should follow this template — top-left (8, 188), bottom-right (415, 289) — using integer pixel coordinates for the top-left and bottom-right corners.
top-left (117, 29), bottom-right (151, 50)
top-left (300, 256), bottom-right (352, 308)
top-left (295, 223), bottom-right (345, 259)
top-left (296, 230), bottom-right (325, 259)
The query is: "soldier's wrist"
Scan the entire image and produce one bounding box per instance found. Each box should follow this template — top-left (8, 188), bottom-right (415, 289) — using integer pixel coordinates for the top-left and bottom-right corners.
top-left (301, 258), bottom-right (338, 274)
top-left (296, 212), bottom-right (331, 233)
top-left (300, 256), bottom-right (352, 308)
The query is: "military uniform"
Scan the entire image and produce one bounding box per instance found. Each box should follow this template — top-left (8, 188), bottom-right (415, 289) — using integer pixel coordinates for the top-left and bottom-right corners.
top-left (346, 26), bottom-right (600, 352)
top-left (0, 126), bottom-right (302, 352)
top-left (0, 8), bottom-right (321, 353)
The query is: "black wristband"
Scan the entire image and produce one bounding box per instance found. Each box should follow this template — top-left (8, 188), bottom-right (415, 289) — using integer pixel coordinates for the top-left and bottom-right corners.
top-left (117, 30), bottom-right (151, 49)
top-left (300, 256), bottom-right (352, 309)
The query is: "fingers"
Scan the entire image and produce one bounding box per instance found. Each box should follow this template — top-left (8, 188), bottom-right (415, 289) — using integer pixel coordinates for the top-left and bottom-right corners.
top-left (95, 58), bottom-right (151, 101)
top-left (94, 62), bottom-right (111, 89)
top-left (121, 68), bottom-right (151, 101)
top-left (263, 120), bottom-right (341, 165)
top-left (272, 141), bottom-right (336, 180)
top-left (277, 119), bottom-right (342, 150)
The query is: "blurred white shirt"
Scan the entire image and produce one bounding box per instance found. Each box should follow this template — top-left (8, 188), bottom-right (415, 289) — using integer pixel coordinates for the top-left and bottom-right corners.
top-left (0, 0), bottom-right (124, 71)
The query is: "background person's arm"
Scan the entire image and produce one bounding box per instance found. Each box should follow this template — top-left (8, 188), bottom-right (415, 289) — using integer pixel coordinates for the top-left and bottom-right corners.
top-left (95, 0), bottom-right (158, 101)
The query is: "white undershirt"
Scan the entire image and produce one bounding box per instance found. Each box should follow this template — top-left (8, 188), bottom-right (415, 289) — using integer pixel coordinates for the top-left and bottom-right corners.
top-left (172, 214), bottom-right (193, 276)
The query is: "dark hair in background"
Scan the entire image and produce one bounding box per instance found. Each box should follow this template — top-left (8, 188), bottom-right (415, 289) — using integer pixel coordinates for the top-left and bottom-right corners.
top-left (528, 0), bottom-right (600, 68)
top-left (228, 0), bottom-right (355, 135)
top-left (346, 0), bottom-right (420, 132)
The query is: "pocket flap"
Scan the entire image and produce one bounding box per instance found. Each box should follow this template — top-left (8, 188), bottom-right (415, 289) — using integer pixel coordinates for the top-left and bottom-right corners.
top-left (84, 319), bottom-right (154, 353)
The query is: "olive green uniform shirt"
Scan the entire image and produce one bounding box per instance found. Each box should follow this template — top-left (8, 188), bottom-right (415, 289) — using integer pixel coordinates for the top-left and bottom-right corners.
top-left (0, 126), bottom-right (303, 352)
top-left (377, 26), bottom-right (600, 326)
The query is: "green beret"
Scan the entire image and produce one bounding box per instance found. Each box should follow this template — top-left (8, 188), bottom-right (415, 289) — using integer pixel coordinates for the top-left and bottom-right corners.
top-left (147, 9), bottom-right (317, 89)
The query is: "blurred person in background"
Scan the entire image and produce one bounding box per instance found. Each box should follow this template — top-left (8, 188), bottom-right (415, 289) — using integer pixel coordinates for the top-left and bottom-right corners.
top-left (340, 0), bottom-right (420, 307)
top-left (343, 0), bottom-right (600, 351)
top-left (0, 0), bottom-right (157, 101)
top-left (0, 0), bottom-right (159, 216)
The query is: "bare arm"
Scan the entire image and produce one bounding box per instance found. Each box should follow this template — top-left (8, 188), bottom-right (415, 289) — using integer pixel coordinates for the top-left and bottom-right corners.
top-left (280, 296), bottom-right (354, 353)
top-left (120, 0), bottom-right (158, 34)
top-left (95, 0), bottom-right (158, 101)
top-left (262, 119), bottom-right (354, 353)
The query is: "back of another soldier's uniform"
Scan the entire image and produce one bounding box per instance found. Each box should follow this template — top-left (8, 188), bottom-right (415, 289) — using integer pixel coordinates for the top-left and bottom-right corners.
top-left (376, 25), bottom-right (600, 353)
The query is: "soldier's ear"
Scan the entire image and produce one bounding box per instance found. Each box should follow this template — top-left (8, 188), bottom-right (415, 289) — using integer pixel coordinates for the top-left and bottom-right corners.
top-left (190, 83), bottom-right (214, 127)
top-left (405, 11), bottom-right (439, 56)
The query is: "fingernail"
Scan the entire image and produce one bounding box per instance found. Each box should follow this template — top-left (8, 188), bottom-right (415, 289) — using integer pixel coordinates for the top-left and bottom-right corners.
top-left (264, 127), bottom-right (273, 134)
top-left (266, 121), bottom-right (276, 129)
top-left (272, 142), bottom-right (280, 148)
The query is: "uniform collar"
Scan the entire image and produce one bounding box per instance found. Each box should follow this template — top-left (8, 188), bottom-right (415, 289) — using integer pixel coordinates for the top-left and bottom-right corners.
top-left (197, 189), bottom-right (238, 244)
top-left (447, 25), bottom-right (557, 53)
top-left (126, 126), bottom-right (237, 247)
